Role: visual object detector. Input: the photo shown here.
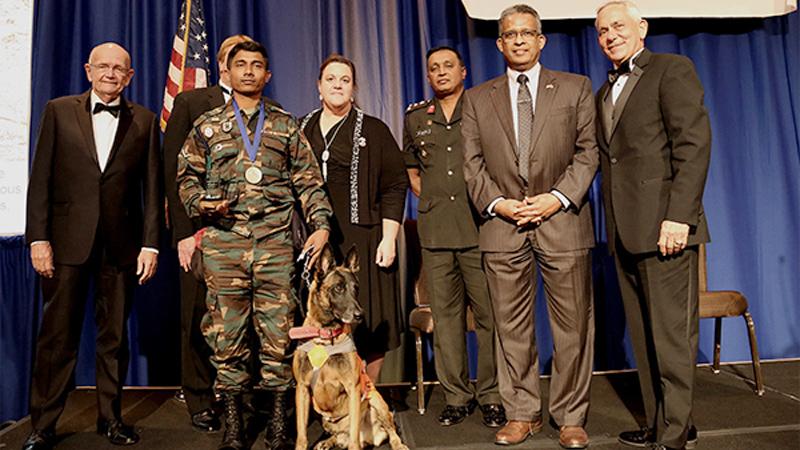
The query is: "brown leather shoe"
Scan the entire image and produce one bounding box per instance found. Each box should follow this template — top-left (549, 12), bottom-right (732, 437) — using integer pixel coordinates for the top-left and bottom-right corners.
top-left (494, 419), bottom-right (543, 445)
top-left (559, 426), bottom-right (589, 449)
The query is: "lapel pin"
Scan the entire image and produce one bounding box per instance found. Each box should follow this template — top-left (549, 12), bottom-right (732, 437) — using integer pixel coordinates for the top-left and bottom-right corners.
top-left (222, 121), bottom-right (233, 132)
top-left (545, 84), bottom-right (554, 89)
top-left (203, 127), bottom-right (214, 138)
top-left (427, 104), bottom-right (435, 114)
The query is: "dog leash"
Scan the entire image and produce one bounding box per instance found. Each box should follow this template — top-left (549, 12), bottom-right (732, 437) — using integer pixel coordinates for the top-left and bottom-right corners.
top-left (294, 247), bottom-right (315, 318)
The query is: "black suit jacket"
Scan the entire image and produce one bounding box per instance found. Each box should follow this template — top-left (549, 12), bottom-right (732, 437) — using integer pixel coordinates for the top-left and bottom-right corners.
top-left (162, 85), bottom-right (281, 246)
top-left (26, 90), bottom-right (161, 266)
top-left (596, 49), bottom-right (711, 254)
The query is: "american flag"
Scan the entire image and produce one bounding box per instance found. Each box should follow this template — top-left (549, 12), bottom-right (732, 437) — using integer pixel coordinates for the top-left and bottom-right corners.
top-left (160, 0), bottom-right (210, 131)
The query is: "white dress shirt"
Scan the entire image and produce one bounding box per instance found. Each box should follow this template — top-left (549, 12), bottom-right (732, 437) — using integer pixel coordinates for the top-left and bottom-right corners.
top-left (90, 90), bottom-right (121, 172)
top-left (612, 47), bottom-right (645, 105)
top-left (219, 81), bottom-right (232, 103)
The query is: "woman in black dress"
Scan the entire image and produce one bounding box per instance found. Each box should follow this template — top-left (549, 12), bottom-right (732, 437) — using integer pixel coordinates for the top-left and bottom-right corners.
top-left (300, 54), bottom-right (408, 381)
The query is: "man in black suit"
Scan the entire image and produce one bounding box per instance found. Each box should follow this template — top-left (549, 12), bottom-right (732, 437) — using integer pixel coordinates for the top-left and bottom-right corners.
top-left (24, 42), bottom-right (161, 450)
top-left (594, 2), bottom-right (711, 449)
top-left (162, 34), bottom-right (259, 434)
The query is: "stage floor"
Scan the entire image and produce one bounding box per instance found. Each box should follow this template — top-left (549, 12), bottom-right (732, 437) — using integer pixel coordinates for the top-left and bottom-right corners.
top-left (1, 361), bottom-right (798, 449)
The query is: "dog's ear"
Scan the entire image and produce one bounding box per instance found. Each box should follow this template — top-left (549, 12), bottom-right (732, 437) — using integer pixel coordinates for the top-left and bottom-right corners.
top-left (344, 245), bottom-right (359, 273)
top-left (316, 243), bottom-right (336, 277)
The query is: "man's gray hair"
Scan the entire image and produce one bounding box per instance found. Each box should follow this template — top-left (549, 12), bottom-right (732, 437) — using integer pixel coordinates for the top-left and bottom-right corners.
top-left (595, 1), bottom-right (644, 29)
top-left (498, 4), bottom-right (542, 35)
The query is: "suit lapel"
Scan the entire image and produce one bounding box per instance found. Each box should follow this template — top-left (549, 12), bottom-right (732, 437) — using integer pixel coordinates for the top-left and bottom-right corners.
top-left (75, 91), bottom-right (99, 167)
top-left (598, 83), bottom-right (613, 144)
top-left (489, 75), bottom-right (516, 151)
top-left (610, 48), bottom-right (651, 139)
top-left (530, 68), bottom-right (557, 154)
top-left (105, 97), bottom-right (133, 170)
top-left (209, 85), bottom-right (225, 109)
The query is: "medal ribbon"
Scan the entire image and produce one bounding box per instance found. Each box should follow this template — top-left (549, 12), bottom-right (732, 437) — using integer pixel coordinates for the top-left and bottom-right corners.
top-left (232, 99), bottom-right (265, 161)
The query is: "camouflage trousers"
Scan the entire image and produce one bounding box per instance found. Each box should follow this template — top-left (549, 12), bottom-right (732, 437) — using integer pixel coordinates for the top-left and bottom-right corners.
top-left (200, 227), bottom-right (296, 392)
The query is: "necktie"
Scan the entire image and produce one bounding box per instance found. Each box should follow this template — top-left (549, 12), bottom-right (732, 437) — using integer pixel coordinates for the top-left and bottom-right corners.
top-left (517, 74), bottom-right (533, 183)
top-left (93, 102), bottom-right (121, 118)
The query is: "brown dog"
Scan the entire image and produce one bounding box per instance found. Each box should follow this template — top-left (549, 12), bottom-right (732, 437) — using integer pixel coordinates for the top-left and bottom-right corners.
top-left (292, 244), bottom-right (407, 450)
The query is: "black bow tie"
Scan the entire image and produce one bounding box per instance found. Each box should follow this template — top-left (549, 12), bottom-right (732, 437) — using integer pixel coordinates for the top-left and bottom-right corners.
top-left (93, 102), bottom-right (122, 118)
top-left (607, 60), bottom-right (633, 84)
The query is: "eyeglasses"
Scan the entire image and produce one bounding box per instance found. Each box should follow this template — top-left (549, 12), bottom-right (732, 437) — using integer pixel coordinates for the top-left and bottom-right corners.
top-left (500, 29), bottom-right (540, 42)
top-left (89, 63), bottom-right (130, 76)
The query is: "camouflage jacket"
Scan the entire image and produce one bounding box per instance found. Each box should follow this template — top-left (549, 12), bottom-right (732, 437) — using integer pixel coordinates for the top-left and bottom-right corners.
top-left (177, 99), bottom-right (332, 240)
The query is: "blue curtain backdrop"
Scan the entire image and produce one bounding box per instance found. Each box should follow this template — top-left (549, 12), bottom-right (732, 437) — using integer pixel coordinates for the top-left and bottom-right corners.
top-left (1, 0), bottom-right (798, 422)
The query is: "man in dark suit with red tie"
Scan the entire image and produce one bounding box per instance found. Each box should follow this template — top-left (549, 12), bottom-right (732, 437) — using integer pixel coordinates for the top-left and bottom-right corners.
top-left (462, 4), bottom-right (598, 448)
top-left (594, 2), bottom-right (711, 449)
top-left (24, 42), bottom-right (161, 450)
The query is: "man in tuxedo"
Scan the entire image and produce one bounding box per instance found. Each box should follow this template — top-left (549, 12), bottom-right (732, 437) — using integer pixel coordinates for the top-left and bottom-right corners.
top-left (24, 42), bottom-right (160, 450)
top-left (462, 4), bottom-right (598, 448)
top-left (594, 2), bottom-right (711, 449)
top-left (163, 33), bottom-right (270, 434)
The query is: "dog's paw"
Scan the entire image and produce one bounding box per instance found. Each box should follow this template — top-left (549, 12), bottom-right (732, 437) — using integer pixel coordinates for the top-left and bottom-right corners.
top-left (312, 439), bottom-right (337, 450)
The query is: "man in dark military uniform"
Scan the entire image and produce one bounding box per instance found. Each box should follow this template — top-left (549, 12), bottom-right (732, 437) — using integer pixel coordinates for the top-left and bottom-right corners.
top-left (178, 40), bottom-right (331, 450)
top-left (403, 46), bottom-right (506, 429)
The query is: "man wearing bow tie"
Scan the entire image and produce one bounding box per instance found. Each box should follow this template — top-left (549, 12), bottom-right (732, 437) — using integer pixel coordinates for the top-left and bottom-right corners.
top-left (24, 42), bottom-right (161, 450)
top-left (462, 4), bottom-right (599, 448)
top-left (594, 2), bottom-right (711, 449)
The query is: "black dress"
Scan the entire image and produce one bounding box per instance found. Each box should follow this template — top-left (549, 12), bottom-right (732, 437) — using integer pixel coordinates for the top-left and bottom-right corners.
top-left (303, 109), bottom-right (407, 355)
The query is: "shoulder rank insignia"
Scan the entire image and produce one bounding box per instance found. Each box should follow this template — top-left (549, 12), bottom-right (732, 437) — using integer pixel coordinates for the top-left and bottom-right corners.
top-left (405, 98), bottom-right (432, 114)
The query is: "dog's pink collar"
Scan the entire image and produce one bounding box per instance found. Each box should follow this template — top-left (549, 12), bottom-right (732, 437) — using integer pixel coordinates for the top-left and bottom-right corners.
top-left (289, 325), bottom-right (345, 341)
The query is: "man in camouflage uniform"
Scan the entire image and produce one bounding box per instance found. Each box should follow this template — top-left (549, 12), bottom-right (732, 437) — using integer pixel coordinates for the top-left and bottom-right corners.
top-left (404, 46), bottom-right (506, 429)
top-left (178, 40), bottom-right (331, 450)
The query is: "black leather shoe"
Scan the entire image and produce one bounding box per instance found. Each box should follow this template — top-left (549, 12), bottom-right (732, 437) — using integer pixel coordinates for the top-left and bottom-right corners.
top-left (437, 400), bottom-right (476, 426)
top-left (97, 419), bottom-right (140, 446)
top-left (619, 426), bottom-right (697, 449)
top-left (191, 408), bottom-right (221, 433)
top-left (479, 403), bottom-right (507, 428)
top-left (22, 429), bottom-right (55, 450)
top-left (619, 427), bottom-right (653, 447)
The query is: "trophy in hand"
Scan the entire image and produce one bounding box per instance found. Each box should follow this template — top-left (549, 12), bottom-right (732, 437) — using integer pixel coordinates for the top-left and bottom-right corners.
top-left (199, 175), bottom-right (232, 219)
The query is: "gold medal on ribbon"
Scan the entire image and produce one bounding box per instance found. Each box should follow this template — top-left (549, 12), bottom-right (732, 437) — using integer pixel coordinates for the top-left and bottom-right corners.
top-left (245, 166), bottom-right (263, 184)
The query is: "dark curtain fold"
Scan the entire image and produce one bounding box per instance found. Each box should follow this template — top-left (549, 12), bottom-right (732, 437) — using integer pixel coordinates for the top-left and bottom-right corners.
top-left (1, 0), bottom-right (796, 423)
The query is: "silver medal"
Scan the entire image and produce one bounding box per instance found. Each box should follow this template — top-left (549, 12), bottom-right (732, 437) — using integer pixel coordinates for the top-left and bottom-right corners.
top-left (245, 166), bottom-right (263, 184)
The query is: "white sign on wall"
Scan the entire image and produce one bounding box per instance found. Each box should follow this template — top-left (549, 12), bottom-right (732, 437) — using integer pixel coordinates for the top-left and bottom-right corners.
top-left (462, 0), bottom-right (798, 20)
top-left (0, 0), bottom-right (32, 235)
